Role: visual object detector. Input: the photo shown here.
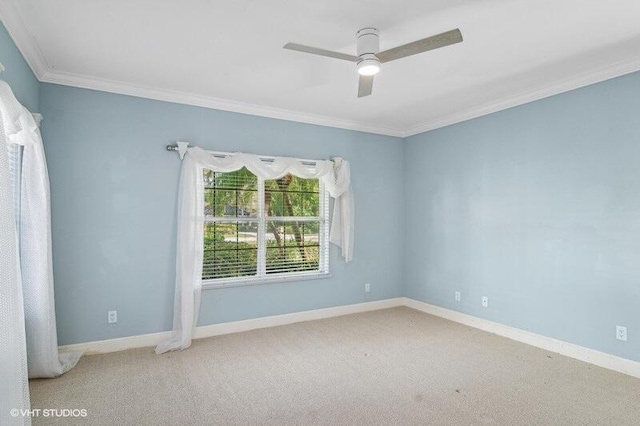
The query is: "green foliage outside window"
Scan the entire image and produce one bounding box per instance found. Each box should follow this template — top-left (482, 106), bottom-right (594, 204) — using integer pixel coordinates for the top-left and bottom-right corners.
top-left (202, 167), bottom-right (322, 281)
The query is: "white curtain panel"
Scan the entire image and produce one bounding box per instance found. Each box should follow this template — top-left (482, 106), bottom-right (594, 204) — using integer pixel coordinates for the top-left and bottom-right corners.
top-left (326, 157), bottom-right (354, 262)
top-left (0, 80), bottom-right (82, 378)
top-left (0, 82), bottom-right (31, 425)
top-left (156, 146), bottom-right (354, 354)
top-left (155, 152), bottom-right (204, 354)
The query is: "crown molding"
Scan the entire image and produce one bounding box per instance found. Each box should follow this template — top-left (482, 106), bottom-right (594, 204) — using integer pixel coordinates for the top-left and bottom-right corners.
top-left (38, 69), bottom-right (406, 137)
top-left (0, 0), bottom-right (48, 79)
top-left (36, 57), bottom-right (640, 139)
top-left (403, 55), bottom-right (640, 137)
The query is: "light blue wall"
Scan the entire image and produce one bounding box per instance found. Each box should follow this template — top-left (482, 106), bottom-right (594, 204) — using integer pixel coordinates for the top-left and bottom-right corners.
top-left (9, 20), bottom-right (640, 361)
top-left (39, 83), bottom-right (405, 345)
top-left (404, 71), bottom-right (640, 362)
top-left (0, 21), bottom-right (39, 111)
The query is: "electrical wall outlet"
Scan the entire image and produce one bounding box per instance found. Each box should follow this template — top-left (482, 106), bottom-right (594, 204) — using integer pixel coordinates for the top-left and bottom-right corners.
top-left (455, 291), bottom-right (461, 302)
top-left (108, 310), bottom-right (118, 324)
top-left (364, 283), bottom-right (371, 293)
top-left (481, 296), bottom-right (489, 308)
top-left (616, 325), bottom-right (627, 342)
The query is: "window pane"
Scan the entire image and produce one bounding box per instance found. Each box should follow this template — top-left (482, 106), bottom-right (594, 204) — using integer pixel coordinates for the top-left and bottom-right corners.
top-left (203, 222), bottom-right (258, 280)
top-left (204, 167), bottom-right (258, 217)
top-left (265, 174), bottom-right (319, 217)
top-left (202, 164), bottom-right (327, 284)
top-left (265, 220), bottom-right (320, 274)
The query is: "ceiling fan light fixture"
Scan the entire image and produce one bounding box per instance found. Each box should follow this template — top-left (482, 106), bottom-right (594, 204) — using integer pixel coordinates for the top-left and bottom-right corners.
top-left (284, 27), bottom-right (462, 98)
top-left (357, 55), bottom-right (380, 76)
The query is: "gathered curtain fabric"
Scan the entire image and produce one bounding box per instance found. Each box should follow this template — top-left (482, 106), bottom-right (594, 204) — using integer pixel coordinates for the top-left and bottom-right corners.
top-left (0, 82), bottom-right (31, 425)
top-left (0, 80), bottom-right (82, 379)
top-left (156, 146), bottom-right (354, 354)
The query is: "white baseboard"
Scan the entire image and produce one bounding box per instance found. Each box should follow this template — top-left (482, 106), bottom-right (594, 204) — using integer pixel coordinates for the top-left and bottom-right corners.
top-left (403, 297), bottom-right (640, 379)
top-left (59, 298), bottom-right (405, 356)
top-left (59, 296), bottom-right (640, 379)
top-left (60, 330), bottom-right (172, 356)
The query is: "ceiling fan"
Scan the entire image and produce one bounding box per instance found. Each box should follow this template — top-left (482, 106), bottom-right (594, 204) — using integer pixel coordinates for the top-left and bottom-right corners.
top-left (284, 27), bottom-right (463, 98)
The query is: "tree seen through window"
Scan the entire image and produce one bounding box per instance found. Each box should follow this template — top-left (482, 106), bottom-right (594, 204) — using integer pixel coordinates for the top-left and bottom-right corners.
top-left (203, 167), bottom-right (324, 281)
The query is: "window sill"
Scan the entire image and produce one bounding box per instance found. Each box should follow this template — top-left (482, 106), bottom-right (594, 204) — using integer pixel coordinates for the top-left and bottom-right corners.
top-left (202, 272), bottom-right (332, 290)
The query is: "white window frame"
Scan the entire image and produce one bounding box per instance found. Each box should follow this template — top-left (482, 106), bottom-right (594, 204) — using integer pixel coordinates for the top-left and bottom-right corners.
top-left (202, 171), bottom-right (331, 289)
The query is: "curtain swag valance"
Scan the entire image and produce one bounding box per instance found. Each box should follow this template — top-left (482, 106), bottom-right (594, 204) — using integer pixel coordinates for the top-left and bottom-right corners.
top-left (187, 146), bottom-right (354, 259)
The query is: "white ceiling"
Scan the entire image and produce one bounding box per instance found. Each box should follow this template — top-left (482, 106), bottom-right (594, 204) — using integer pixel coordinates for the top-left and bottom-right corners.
top-left (2, 0), bottom-right (640, 136)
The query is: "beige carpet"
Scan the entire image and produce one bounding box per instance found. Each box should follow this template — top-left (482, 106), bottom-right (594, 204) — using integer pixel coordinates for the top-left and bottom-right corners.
top-left (30, 307), bottom-right (640, 425)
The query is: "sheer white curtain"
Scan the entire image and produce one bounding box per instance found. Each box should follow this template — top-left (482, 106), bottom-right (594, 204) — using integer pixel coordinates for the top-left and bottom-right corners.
top-left (0, 83), bottom-right (31, 426)
top-left (156, 146), bottom-right (354, 354)
top-left (326, 157), bottom-right (354, 262)
top-left (0, 80), bottom-right (82, 379)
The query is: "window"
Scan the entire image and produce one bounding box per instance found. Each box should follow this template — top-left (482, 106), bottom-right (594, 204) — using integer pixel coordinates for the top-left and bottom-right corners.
top-left (202, 167), bottom-right (329, 286)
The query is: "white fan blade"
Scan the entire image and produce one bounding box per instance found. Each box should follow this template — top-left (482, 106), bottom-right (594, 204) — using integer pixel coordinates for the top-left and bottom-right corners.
top-left (376, 29), bottom-right (463, 63)
top-left (283, 43), bottom-right (359, 62)
top-left (358, 74), bottom-right (374, 98)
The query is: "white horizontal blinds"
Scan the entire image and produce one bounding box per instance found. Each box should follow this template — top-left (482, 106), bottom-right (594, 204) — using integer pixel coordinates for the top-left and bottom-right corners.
top-left (264, 175), bottom-right (324, 275)
top-left (7, 143), bottom-right (21, 222)
top-left (203, 167), bottom-right (259, 280)
top-left (319, 179), bottom-right (330, 274)
top-left (204, 167), bottom-right (258, 218)
top-left (202, 167), bottom-right (328, 283)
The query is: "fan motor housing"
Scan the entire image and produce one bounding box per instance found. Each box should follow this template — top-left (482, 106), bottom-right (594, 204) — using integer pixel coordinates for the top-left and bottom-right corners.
top-left (356, 27), bottom-right (379, 56)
